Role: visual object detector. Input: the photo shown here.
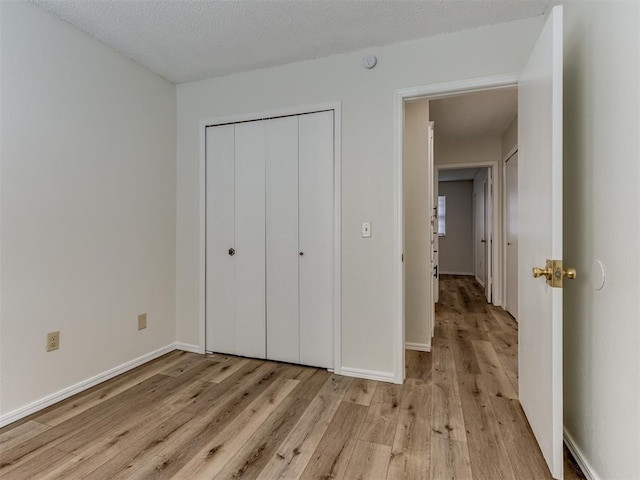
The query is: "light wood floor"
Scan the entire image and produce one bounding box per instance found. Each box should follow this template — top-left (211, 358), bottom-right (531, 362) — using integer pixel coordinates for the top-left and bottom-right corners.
top-left (0, 275), bottom-right (585, 479)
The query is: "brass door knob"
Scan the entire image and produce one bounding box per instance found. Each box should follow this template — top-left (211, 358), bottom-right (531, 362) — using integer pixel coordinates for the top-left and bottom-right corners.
top-left (532, 266), bottom-right (552, 280)
top-left (533, 259), bottom-right (577, 288)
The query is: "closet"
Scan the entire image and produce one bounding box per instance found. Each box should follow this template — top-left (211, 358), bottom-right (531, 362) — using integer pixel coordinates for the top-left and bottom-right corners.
top-left (205, 110), bottom-right (334, 369)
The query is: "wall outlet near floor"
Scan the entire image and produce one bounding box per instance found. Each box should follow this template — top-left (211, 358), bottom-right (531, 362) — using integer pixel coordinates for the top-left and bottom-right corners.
top-left (47, 331), bottom-right (60, 352)
top-left (138, 313), bottom-right (147, 330)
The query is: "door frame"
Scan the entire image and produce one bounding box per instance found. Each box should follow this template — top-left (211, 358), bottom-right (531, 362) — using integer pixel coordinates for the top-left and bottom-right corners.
top-left (437, 163), bottom-right (498, 295)
top-left (393, 74), bottom-right (517, 383)
top-left (198, 102), bottom-right (342, 374)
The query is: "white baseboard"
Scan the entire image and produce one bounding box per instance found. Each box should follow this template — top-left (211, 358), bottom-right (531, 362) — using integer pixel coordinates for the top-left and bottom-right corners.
top-left (0, 343), bottom-right (177, 428)
top-left (564, 429), bottom-right (599, 480)
top-left (405, 342), bottom-right (431, 352)
top-left (175, 342), bottom-right (202, 354)
top-left (340, 366), bottom-right (396, 383)
top-left (440, 271), bottom-right (474, 276)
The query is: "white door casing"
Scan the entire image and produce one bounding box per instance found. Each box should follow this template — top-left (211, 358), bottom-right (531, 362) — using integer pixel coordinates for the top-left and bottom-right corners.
top-left (429, 122), bottom-right (438, 316)
top-left (518, 5), bottom-right (564, 479)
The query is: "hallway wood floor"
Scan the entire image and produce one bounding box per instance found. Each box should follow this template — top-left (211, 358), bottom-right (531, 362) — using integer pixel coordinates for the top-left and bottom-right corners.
top-left (0, 275), bottom-right (584, 479)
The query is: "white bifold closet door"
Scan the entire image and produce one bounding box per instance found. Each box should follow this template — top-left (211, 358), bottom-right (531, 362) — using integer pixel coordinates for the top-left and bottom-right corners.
top-left (266, 116), bottom-right (300, 363)
top-left (206, 121), bottom-right (266, 359)
top-left (298, 111), bottom-right (334, 368)
top-left (207, 110), bottom-right (333, 369)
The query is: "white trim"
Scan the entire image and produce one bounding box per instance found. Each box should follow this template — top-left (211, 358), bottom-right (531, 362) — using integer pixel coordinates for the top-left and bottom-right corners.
top-left (394, 74), bottom-right (518, 385)
top-left (0, 344), bottom-right (176, 428)
top-left (503, 145), bottom-right (518, 163)
top-left (405, 342), bottom-right (431, 352)
top-left (199, 102), bottom-right (342, 372)
top-left (440, 271), bottom-right (474, 276)
top-left (340, 367), bottom-right (397, 383)
top-left (176, 342), bottom-right (201, 353)
top-left (564, 429), bottom-right (599, 480)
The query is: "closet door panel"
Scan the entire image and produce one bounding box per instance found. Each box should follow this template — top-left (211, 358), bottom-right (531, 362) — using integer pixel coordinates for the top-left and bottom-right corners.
top-left (205, 125), bottom-right (235, 354)
top-left (298, 111), bottom-right (334, 368)
top-left (266, 117), bottom-right (300, 363)
top-left (234, 121), bottom-right (266, 358)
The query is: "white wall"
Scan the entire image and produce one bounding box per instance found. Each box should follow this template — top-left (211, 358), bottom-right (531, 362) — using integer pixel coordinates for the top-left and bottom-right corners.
top-left (562, 2), bottom-right (640, 479)
top-left (403, 100), bottom-right (431, 349)
top-left (176, 17), bottom-right (544, 376)
top-left (0, 2), bottom-right (177, 418)
top-left (438, 181), bottom-right (474, 274)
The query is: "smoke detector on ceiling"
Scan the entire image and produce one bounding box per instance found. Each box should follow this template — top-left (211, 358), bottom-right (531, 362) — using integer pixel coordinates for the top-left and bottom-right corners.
top-left (363, 54), bottom-right (377, 69)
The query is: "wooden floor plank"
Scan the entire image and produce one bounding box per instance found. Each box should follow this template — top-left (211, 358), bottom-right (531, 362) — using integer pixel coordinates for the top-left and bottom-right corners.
top-left (472, 339), bottom-right (518, 400)
top-left (344, 440), bottom-right (392, 480)
top-left (214, 396), bottom-right (311, 480)
top-left (344, 378), bottom-right (378, 406)
top-left (429, 437), bottom-right (472, 480)
top-left (33, 350), bottom-right (185, 427)
top-left (456, 372), bottom-right (515, 480)
top-left (257, 375), bottom-right (352, 479)
top-left (171, 377), bottom-right (299, 479)
top-left (359, 382), bottom-right (402, 446)
top-left (387, 378), bottom-right (430, 480)
top-left (0, 421), bottom-right (49, 452)
top-left (406, 350), bottom-right (432, 381)
top-left (490, 395), bottom-right (553, 480)
top-left (300, 401), bottom-right (368, 480)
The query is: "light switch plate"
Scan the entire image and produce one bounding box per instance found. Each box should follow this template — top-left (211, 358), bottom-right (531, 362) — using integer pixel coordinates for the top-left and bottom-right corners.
top-left (361, 221), bottom-right (372, 238)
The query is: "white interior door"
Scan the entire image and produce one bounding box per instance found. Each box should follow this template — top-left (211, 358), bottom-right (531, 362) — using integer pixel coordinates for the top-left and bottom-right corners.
top-left (299, 111), bottom-right (334, 368)
top-left (518, 6), bottom-right (563, 478)
top-left (205, 125), bottom-right (235, 354)
top-left (234, 121), bottom-right (266, 359)
top-left (266, 116), bottom-right (300, 363)
top-left (505, 152), bottom-right (519, 319)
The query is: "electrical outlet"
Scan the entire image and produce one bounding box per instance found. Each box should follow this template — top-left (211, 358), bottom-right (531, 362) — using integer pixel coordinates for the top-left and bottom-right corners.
top-left (47, 331), bottom-right (60, 352)
top-left (138, 313), bottom-right (147, 330)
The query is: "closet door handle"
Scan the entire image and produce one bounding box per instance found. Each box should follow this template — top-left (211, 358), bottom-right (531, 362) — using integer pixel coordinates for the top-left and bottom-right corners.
top-left (299, 251), bottom-right (304, 256)
top-left (228, 248), bottom-right (235, 256)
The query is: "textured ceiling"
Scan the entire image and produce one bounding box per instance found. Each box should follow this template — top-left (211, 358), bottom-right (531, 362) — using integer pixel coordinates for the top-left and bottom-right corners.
top-left (32, 0), bottom-right (550, 84)
top-left (430, 87), bottom-right (518, 141)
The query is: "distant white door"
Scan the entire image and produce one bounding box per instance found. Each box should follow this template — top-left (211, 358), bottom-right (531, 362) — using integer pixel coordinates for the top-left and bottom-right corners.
top-left (505, 152), bottom-right (519, 319)
top-left (518, 5), bottom-right (564, 478)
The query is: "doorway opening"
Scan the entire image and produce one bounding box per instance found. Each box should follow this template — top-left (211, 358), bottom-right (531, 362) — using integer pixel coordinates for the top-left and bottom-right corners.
top-left (400, 80), bottom-right (519, 381)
